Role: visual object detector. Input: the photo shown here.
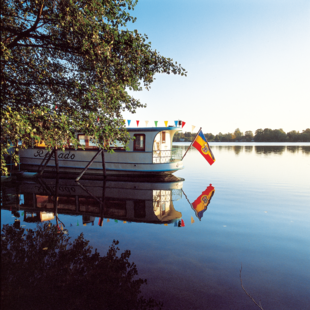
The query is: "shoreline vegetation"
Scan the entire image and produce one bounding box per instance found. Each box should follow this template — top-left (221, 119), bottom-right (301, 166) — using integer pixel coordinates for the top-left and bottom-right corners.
top-left (173, 128), bottom-right (310, 143)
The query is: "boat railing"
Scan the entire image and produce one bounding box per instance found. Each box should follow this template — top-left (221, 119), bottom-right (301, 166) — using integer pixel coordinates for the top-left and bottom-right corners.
top-left (152, 148), bottom-right (182, 163)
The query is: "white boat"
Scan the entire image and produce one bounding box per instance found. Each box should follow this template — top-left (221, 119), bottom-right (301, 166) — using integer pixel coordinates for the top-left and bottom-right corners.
top-left (19, 127), bottom-right (184, 176)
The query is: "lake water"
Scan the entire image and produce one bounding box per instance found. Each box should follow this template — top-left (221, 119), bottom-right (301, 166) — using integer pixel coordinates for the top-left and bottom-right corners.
top-left (1, 143), bottom-right (310, 309)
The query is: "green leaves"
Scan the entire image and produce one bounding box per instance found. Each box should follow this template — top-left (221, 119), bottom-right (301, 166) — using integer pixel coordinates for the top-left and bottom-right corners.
top-left (1, 0), bottom-right (186, 174)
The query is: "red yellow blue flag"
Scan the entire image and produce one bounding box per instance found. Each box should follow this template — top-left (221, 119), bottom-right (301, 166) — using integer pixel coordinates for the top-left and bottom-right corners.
top-left (191, 184), bottom-right (215, 220)
top-left (192, 130), bottom-right (215, 165)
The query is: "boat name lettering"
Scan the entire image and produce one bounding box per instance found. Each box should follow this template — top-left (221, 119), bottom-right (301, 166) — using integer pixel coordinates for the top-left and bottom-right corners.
top-left (34, 185), bottom-right (76, 194)
top-left (34, 150), bottom-right (75, 160)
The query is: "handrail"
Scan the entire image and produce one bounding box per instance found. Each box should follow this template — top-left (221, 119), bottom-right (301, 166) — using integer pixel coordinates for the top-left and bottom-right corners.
top-left (152, 148), bottom-right (182, 163)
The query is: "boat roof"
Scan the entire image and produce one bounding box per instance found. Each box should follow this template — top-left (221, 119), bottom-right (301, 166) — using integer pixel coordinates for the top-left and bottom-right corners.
top-left (126, 127), bottom-right (180, 132)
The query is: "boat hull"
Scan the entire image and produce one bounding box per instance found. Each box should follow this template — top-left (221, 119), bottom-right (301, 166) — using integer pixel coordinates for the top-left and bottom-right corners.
top-left (19, 148), bottom-right (184, 176)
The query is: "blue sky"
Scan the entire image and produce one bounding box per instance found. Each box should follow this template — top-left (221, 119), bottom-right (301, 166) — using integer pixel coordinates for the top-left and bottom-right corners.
top-left (123, 0), bottom-right (310, 134)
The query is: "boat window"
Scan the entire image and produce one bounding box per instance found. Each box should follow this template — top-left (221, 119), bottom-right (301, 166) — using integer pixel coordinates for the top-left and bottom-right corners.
top-left (78, 135), bottom-right (86, 146)
top-left (109, 140), bottom-right (125, 150)
top-left (162, 132), bottom-right (166, 143)
top-left (88, 136), bottom-right (97, 147)
top-left (134, 134), bottom-right (145, 151)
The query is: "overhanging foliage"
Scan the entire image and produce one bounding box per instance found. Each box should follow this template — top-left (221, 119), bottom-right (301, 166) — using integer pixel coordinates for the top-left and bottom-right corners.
top-left (1, 0), bottom-right (187, 174)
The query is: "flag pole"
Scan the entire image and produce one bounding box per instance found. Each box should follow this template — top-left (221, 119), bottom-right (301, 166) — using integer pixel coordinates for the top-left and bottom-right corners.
top-left (205, 136), bottom-right (215, 160)
top-left (182, 127), bottom-right (202, 160)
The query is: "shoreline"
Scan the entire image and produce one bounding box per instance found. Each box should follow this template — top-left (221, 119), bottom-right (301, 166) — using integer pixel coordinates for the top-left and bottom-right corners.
top-left (173, 142), bottom-right (310, 146)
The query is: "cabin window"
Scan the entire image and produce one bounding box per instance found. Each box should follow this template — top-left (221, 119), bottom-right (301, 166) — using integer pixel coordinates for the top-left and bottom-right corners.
top-left (109, 140), bottom-right (125, 151)
top-left (162, 132), bottom-right (166, 143)
top-left (78, 135), bottom-right (86, 146)
top-left (134, 134), bottom-right (145, 151)
top-left (88, 136), bottom-right (97, 147)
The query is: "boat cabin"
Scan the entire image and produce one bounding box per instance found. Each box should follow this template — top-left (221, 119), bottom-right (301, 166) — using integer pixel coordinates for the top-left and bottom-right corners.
top-left (20, 127), bottom-right (184, 175)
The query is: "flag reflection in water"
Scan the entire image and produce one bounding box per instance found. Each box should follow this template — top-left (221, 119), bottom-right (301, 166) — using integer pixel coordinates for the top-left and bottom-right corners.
top-left (191, 184), bottom-right (215, 220)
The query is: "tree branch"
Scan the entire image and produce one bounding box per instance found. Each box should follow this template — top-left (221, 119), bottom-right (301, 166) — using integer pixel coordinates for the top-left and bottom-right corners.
top-left (7, 1), bottom-right (45, 49)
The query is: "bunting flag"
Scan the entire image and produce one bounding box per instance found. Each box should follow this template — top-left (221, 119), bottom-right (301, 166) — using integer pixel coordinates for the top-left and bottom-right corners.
top-left (192, 125), bottom-right (196, 132)
top-left (191, 184), bottom-right (215, 220)
top-left (181, 219), bottom-right (185, 227)
top-left (136, 120), bottom-right (139, 126)
top-left (193, 130), bottom-right (215, 165)
top-left (21, 212), bottom-right (24, 216)
top-left (127, 120), bottom-right (131, 126)
top-left (77, 220), bottom-right (79, 226)
top-left (164, 121), bottom-right (168, 127)
top-left (107, 218), bottom-right (110, 223)
top-left (114, 219), bottom-right (118, 223)
top-left (174, 120), bottom-right (178, 127)
top-left (98, 218), bottom-right (103, 226)
top-left (164, 223), bottom-right (168, 226)
top-left (154, 121), bottom-right (158, 127)
top-left (123, 221), bottom-right (127, 223)
top-left (174, 221), bottom-right (178, 227)
top-left (191, 216), bottom-right (195, 224)
top-left (83, 223), bottom-right (86, 226)
top-left (145, 120), bottom-right (149, 126)
top-left (182, 121), bottom-right (186, 128)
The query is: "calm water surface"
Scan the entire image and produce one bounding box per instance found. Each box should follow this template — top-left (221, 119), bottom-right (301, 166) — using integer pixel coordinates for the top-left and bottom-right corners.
top-left (2, 143), bottom-right (310, 309)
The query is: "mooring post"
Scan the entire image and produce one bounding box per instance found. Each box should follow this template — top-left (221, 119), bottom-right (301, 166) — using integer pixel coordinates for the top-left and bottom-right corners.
top-left (101, 149), bottom-right (106, 178)
top-left (54, 176), bottom-right (59, 224)
top-left (75, 149), bottom-right (102, 182)
top-left (99, 179), bottom-right (106, 226)
top-left (54, 147), bottom-right (59, 174)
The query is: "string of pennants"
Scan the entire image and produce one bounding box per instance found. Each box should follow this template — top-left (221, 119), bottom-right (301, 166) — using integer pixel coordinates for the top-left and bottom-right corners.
top-left (125, 120), bottom-right (185, 128)
top-left (77, 217), bottom-right (197, 227)
top-left (124, 120), bottom-right (197, 133)
top-left (50, 108), bottom-right (198, 133)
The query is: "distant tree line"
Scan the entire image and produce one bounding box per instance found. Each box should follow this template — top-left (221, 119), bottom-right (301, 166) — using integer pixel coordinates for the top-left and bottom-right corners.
top-left (173, 128), bottom-right (310, 142)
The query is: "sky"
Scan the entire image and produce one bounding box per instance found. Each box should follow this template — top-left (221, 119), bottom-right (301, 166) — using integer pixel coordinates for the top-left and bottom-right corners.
top-left (122, 0), bottom-right (310, 135)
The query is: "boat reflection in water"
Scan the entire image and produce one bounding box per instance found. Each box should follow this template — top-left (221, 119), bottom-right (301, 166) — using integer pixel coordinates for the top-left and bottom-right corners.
top-left (2, 176), bottom-right (184, 226)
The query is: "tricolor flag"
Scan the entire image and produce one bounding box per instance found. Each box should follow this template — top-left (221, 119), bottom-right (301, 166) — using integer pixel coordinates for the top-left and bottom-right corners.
top-left (191, 184), bottom-right (215, 220)
top-left (193, 130), bottom-right (215, 165)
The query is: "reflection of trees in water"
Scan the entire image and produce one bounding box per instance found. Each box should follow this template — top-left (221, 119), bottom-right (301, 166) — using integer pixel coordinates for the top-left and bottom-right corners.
top-left (244, 146), bottom-right (253, 153)
top-left (233, 146), bottom-right (243, 155)
top-left (1, 223), bottom-right (162, 310)
top-left (286, 146), bottom-right (310, 154)
top-left (287, 146), bottom-right (299, 153)
top-left (301, 146), bottom-right (310, 154)
top-left (213, 146), bottom-right (231, 152)
top-left (255, 146), bottom-right (285, 155)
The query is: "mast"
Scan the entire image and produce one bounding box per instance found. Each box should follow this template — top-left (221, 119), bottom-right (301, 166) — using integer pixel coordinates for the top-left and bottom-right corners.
top-left (181, 127), bottom-right (202, 160)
